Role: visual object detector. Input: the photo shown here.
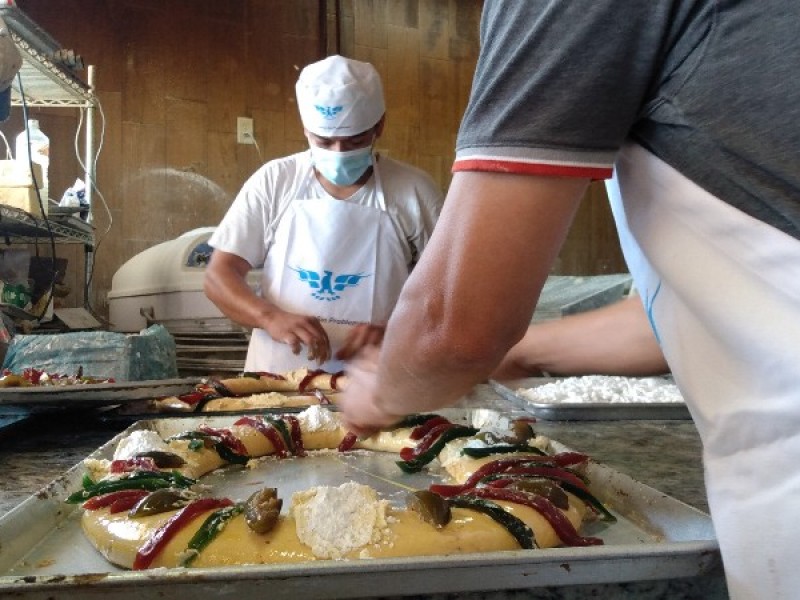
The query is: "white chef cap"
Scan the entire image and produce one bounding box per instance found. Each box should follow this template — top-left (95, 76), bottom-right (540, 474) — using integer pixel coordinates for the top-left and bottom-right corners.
top-left (295, 55), bottom-right (385, 137)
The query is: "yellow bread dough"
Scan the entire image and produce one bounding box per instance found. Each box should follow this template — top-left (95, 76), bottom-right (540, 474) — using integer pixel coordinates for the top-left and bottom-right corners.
top-left (82, 493), bottom-right (586, 568)
top-left (77, 406), bottom-right (595, 570)
top-left (201, 392), bottom-right (343, 412)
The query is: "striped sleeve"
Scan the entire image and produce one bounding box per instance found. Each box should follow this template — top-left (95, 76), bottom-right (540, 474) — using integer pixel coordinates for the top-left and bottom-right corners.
top-left (454, 1), bottom-right (670, 182)
top-left (453, 146), bottom-right (614, 180)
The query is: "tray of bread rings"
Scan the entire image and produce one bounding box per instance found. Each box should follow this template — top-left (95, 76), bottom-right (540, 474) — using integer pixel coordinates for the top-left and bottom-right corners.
top-left (100, 368), bottom-right (350, 418)
top-left (108, 375), bottom-right (515, 420)
top-left (0, 397), bottom-right (719, 599)
top-left (0, 378), bottom-right (202, 410)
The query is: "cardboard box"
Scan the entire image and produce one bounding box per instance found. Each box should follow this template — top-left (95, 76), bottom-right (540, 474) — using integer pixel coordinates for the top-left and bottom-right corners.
top-left (0, 186), bottom-right (47, 216)
top-left (0, 160), bottom-right (43, 187)
top-left (0, 161), bottom-right (46, 216)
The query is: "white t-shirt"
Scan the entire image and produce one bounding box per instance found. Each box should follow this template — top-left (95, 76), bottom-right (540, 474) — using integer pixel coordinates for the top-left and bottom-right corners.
top-left (209, 151), bottom-right (443, 270)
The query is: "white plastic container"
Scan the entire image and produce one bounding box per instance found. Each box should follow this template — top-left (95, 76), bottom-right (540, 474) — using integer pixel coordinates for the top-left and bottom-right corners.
top-left (14, 119), bottom-right (49, 203)
top-left (108, 228), bottom-right (261, 332)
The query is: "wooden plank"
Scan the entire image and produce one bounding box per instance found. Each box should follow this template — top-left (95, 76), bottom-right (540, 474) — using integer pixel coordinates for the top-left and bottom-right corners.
top-left (204, 17), bottom-right (247, 136)
top-left (415, 152), bottom-right (450, 194)
top-left (162, 12), bottom-right (211, 103)
top-left (419, 57), bottom-right (457, 156)
top-left (207, 129), bottom-right (240, 203)
top-left (387, 0), bottom-right (419, 28)
top-left (248, 107), bottom-right (288, 166)
top-left (119, 121), bottom-right (167, 243)
top-left (453, 0), bottom-right (481, 40)
top-left (246, 1), bottom-right (296, 113)
top-left (165, 99), bottom-right (208, 171)
top-left (386, 24), bottom-right (421, 125)
top-left (164, 99), bottom-right (226, 236)
top-left (353, 0), bottom-right (389, 50)
top-left (118, 5), bottom-right (169, 125)
top-left (418, 0), bottom-right (450, 60)
top-left (91, 204), bottom-right (126, 313)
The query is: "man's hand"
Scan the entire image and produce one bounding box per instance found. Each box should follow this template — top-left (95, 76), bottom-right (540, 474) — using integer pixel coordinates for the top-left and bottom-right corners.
top-left (262, 309), bottom-right (331, 364)
top-left (338, 345), bottom-right (404, 438)
top-left (335, 324), bottom-right (386, 361)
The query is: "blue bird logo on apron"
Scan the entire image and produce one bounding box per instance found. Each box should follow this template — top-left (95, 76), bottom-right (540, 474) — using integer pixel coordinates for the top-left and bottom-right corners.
top-left (290, 266), bottom-right (371, 301)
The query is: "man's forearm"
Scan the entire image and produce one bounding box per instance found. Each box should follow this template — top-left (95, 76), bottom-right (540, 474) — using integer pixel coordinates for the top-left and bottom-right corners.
top-left (534, 295), bottom-right (669, 376)
top-left (497, 295), bottom-right (668, 378)
top-left (370, 172), bottom-right (588, 417)
top-left (204, 253), bottom-right (276, 331)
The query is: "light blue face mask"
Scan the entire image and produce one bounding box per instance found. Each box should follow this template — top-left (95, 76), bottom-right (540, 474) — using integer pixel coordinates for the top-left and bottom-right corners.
top-left (310, 144), bottom-right (374, 186)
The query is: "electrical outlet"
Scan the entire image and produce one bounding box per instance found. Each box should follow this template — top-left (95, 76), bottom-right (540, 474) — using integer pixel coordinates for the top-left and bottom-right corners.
top-left (237, 117), bottom-right (254, 144)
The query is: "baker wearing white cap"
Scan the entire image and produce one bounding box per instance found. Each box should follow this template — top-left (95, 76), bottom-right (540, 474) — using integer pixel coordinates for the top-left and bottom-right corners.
top-left (206, 55), bottom-right (443, 373)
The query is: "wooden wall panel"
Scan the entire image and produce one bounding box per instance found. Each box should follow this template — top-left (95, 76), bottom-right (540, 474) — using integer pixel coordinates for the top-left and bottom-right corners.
top-left (119, 122), bottom-right (167, 243)
top-left (418, 1), bottom-right (450, 60)
top-left (0, 0), bottom-right (626, 326)
top-left (353, 0), bottom-right (388, 50)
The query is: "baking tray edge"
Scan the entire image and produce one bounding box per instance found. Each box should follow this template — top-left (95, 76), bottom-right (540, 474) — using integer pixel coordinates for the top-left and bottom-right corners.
top-left (489, 380), bottom-right (692, 421)
top-left (0, 410), bottom-right (719, 598)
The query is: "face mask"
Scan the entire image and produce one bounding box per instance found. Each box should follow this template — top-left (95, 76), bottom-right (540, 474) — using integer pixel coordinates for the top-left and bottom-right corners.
top-left (310, 144), bottom-right (373, 186)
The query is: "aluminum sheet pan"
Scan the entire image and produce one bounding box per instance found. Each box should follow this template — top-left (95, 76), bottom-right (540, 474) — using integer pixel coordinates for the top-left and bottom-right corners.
top-left (103, 382), bottom-right (511, 420)
top-left (0, 409), bottom-right (718, 599)
top-left (0, 378), bottom-right (202, 409)
top-left (491, 378), bottom-right (692, 421)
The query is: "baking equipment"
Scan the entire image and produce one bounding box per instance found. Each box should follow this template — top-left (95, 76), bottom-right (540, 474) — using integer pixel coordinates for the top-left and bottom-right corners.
top-left (109, 228), bottom-right (233, 332)
top-left (0, 378), bottom-right (200, 410)
top-left (491, 378), bottom-right (692, 420)
top-left (168, 325), bottom-right (249, 377)
top-left (102, 381), bottom-right (517, 419)
top-left (107, 228), bottom-right (259, 376)
top-left (0, 403), bottom-right (719, 599)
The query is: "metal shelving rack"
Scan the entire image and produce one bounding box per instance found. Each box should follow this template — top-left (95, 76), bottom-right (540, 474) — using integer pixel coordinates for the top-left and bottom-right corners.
top-left (0, 4), bottom-right (97, 310)
top-left (0, 204), bottom-right (92, 246)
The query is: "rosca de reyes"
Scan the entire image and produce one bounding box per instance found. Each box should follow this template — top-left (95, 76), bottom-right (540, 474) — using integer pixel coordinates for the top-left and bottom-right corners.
top-left (67, 406), bottom-right (616, 569)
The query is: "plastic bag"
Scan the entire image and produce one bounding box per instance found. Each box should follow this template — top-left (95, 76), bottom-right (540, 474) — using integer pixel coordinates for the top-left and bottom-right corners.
top-left (2, 324), bottom-right (179, 381)
top-left (58, 178), bottom-right (89, 219)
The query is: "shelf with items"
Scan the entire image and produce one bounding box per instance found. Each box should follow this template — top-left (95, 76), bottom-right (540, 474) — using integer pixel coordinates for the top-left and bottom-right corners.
top-left (1, 4), bottom-right (94, 108)
top-left (0, 4), bottom-right (98, 318)
top-left (0, 3), bottom-right (97, 217)
top-left (0, 204), bottom-right (93, 247)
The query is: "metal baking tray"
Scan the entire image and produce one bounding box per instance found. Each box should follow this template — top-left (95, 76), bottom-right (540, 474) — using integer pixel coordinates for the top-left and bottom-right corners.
top-left (0, 408), bottom-right (719, 599)
top-left (0, 378), bottom-right (202, 410)
top-left (491, 379), bottom-right (692, 421)
top-left (102, 382), bottom-right (509, 420)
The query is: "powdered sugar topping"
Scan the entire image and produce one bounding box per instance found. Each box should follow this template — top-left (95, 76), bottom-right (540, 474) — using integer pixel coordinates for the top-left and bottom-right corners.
top-left (113, 429), bottom-right (173, 460)
top-left (516, 376), bottom-right (683, 405)
top-left (297, 405), bottom-right (341, 432)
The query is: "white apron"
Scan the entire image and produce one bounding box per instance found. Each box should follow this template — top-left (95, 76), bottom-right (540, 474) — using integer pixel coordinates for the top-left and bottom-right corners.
top-left (607, 142), bottom-right (800, 599)
top-left (246, 161), bottom-right (408, 373)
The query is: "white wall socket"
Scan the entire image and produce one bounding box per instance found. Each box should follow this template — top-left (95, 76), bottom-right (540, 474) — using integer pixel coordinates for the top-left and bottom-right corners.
top-left (237, 116), bottom-right (254, 144)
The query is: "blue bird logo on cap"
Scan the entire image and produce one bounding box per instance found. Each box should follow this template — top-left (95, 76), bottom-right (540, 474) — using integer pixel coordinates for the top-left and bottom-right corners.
top-left (315, 105), bottom-right (343, 120)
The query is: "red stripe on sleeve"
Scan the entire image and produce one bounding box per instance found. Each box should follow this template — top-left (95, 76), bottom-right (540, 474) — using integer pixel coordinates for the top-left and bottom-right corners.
top-left (453, 159), bottom-right (612, 180)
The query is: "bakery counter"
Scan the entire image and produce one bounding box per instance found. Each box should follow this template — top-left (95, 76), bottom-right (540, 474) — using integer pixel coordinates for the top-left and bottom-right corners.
top-left (0, 411), bottom-right (729, 599)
